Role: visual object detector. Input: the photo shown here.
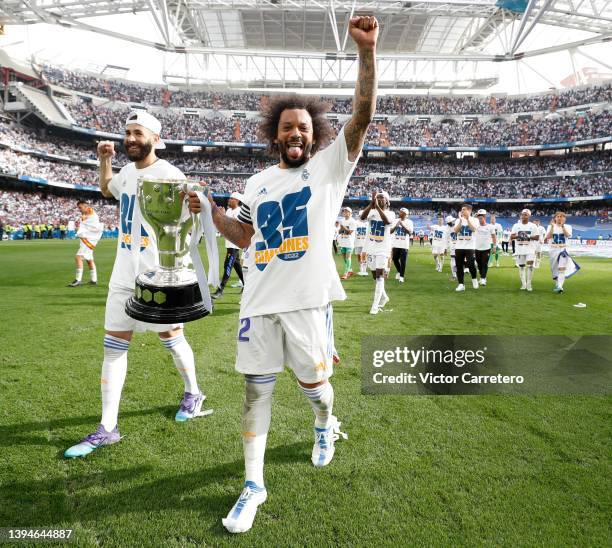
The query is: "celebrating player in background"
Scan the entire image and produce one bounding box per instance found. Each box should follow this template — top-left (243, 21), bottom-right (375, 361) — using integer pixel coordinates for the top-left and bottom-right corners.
top-left (533, 219), bottom-right (547, 269)
top-left (488, 214), bottom-right (503, 267)
top-left (474, 209), bottom-right (496, 286)
top-left (429, 214), bottom-right (448, 273)
top-left (511, 208), bottom-right (540, 291)
top-left (501, 226), bottom-right (511, 254)
top-left (212, 192), bottom-right (246, 299)
top-left (546, 211), bottom-right (579, 293)
top-left (67, 200), bottom-right (103, 287)
top-left (391, 207), bottom-right (413, 283)
top-left (453, 204), bottom-right (479, 292)
top-left (445, 215), bottom-right (457, 280)
top-left (361, 191), bottom-right (394, 314)
top-left (64, 112), bottom-right (210, 459)
top-left (189, 15), bottom-right (379, 534)
top-left (338, 206), bottom-right (356, 279)
top-left (354, 211), bottom-right (368, 276)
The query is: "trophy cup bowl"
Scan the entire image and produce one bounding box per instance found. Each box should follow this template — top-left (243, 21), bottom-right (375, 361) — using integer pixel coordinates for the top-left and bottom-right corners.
top-left (125, 177), bottom-right (209, 323)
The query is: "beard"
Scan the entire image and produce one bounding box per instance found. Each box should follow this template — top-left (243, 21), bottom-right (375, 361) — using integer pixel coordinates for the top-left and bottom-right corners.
top-left (125, 141), bottom-right (153, 162)
top-left (278, 139), bottom-right (313, 168)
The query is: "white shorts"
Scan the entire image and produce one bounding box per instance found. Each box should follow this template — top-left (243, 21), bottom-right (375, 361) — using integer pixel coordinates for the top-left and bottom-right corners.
top-left (534, 243), bottom-right (542, 253)
top-left (367, 253), bottom-right (389, 270)
top-left (236, 304), bottom-right (334, 384)
top-left (354, 245), bottom-right (364, 254)
top-left (515, 252), bottom-right (535, 265)
top-left (104, 286), bottom-right (183, 333)
top-left (76, 240), bottom-right (96, 261)
top-left (432, 245), bottom-right (445, 255)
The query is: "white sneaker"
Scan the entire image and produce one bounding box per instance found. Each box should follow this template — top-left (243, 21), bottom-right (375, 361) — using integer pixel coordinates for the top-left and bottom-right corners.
top-left (527, 285), bottom-right (533, 292)
top-left (379, 294), bottom-right (390, 308)
top-left (520, 284), bottom-right (527, 290)
top-left (398, 277), bottom-right (404, 283)
top-left (312, 416), bottom-right (347, 467)
top-left (455, 284), bottom-right (465, 292)
top-left (479, 279), bottom-right (487, 286)
top-left (395, 273), bottom-right (400, 280)
top-left (222, 481), bottom-right (268, 534)
top-left (369, 305), bottom-right (379, 315)
top-left (472, 279), bottom-right (479, 289)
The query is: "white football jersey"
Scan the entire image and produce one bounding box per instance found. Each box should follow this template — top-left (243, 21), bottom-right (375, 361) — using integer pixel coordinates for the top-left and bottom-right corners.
top-left (474, 223), bottom-right (496, 251)
top-left (237, 127), bottom-right (360, 317)
top-left (430, 224), bottom-right (447, 247)
top-left (391, 217), bottom-right (413, 250)
top-left (366, 208), bottom-right (396, 256)
top-left (77, 208), bottom-right (103, 243)
top-left (548, 224), bottom-right (572, 248)
top-left (453, 217), bottom-right (478, 250)
top-left (354, 219), bottom-right (368, 247)
top-left (537, 225), bottom-right (547, 243)
top-left (337, 217), bottom-right (357, 249)
top-left (107, 159), bottom-right (186, 290)
top-left (446, 227), bottom-right (457, 254)
top-left (511, 221), bottom-right (538, 253)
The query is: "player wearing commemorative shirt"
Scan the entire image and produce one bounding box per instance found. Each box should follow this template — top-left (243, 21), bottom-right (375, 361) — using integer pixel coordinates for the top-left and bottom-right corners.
top-left (67, 200), bottom-right (103, 287)
top-left (545, 211), bottom-right (579, 293)
top-left (445, 215), bottom-right (458, 280)
top-left (511, 208), bottom-right (540, 291)
top-left (212, 191), bottom-right (246, 299)
top-left (338, 206), bottom-right (357, 279)
top-left (533, 218), bottom-right (547, 269)
top-left (474, 209), bottom-right (496, 286)
top-left (488, 214), bottom-right (503, 267)
top-left (430, 214), bottom-right (448, 273)
top-left (361, 191), bottom-right (395, 314)
top-left (391, 207), bottom-right (412, 283)
top-left (354, 211), bottom-right (368, 276)
top-left (188, 15), bottom-right (380, 535)
top-left (452, 204), bottom-right (479, 292)
top-left (64, 112), bottom-right (210, 460)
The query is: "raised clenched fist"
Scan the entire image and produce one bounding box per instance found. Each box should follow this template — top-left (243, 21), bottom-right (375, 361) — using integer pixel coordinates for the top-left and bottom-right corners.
top-left (348, 16), bottom-right (379, 50)
top-left (97, 140), bottom-right (115, 160)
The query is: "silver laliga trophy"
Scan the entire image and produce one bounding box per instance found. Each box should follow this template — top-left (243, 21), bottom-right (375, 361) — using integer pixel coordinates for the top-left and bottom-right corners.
top-left (125, 177), bottom-right (209, 323)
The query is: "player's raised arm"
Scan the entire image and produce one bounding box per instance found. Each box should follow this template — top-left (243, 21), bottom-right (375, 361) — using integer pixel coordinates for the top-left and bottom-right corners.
top-left (344, 16), bottom-right (379, 162)
top-left (97, 141), bottom-right (115, 198)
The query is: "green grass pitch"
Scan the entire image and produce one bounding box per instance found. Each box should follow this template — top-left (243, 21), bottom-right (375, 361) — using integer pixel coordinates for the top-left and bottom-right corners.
top-left (0, 239), bottom-right (610, 547)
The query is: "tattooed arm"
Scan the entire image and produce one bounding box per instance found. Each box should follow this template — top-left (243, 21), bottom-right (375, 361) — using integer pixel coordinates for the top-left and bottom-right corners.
top-left (187, 191), bottom-right (254, 248)
top-left (344, 16), bottom-right (379, 162)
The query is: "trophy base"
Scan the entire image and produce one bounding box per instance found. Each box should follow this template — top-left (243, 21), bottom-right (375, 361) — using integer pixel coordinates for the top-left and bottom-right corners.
top-left (125, 277), bottom-right (209, 324)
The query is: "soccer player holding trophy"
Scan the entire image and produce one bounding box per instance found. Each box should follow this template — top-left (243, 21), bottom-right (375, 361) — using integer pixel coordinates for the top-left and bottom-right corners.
top-left (189, 15), bottom-right (379, 533)
top-left (64, 111), bottom-right (218, 458)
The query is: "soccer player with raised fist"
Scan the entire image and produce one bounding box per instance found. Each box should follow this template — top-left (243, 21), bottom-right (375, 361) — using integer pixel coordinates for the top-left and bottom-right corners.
top-left (189, 14), bottom-right (379, 534)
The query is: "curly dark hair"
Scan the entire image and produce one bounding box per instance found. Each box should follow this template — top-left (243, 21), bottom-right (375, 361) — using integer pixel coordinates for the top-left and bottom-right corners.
top-left (257, 94), bottom-right (334, 156)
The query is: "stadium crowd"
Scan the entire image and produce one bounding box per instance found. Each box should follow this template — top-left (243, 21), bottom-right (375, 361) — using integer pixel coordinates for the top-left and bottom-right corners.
top-left (42, 64), bottom-right (611, 114)
top-left (0, 189), bottom-right (117, 229)
top-left (1, 187), bottom-right (609, 240)
top-left (2, 119), bottom-right (611, 178)
top-left (61, 96), bottom-right (612, 146)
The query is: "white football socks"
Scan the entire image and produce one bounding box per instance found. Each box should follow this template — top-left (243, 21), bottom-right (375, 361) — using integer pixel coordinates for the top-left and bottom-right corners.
top-left (360, 261), bottom-right (367, 274)
top-left (557, 271), bottom-right (565, 288)
top-left (75, 267), bottom-right (83, 282)
top-left (243, 374), bottom-right (276, 487)
top-left (526, 265), bottom-right (534, 286)
top-left (160, 334), bottom-right (199, 394)
top-left (519, 266), bottom-right (526, 286)
top-left (373, 278), bottom-right (384, 308)
top-left (300, 381), bottom-right (334, 429)
top-left (101, 335), bottom-right (129, 431)
top-left (90, 265), bottom-right (97, 283)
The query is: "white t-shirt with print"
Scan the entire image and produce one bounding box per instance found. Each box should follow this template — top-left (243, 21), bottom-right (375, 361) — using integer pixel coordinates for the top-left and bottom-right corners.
top-left (107, 159), bottom-right (186, 291)
top-left (237, 127), bottom-right (360, 318)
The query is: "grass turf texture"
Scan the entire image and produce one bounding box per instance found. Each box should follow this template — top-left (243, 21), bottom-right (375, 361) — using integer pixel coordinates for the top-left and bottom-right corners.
top-left (0, 239), bottom-right (610, 547)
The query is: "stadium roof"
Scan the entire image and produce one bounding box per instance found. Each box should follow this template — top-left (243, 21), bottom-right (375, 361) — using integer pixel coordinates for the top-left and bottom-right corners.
top-left (1, 0), bottom-right (611, 90)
